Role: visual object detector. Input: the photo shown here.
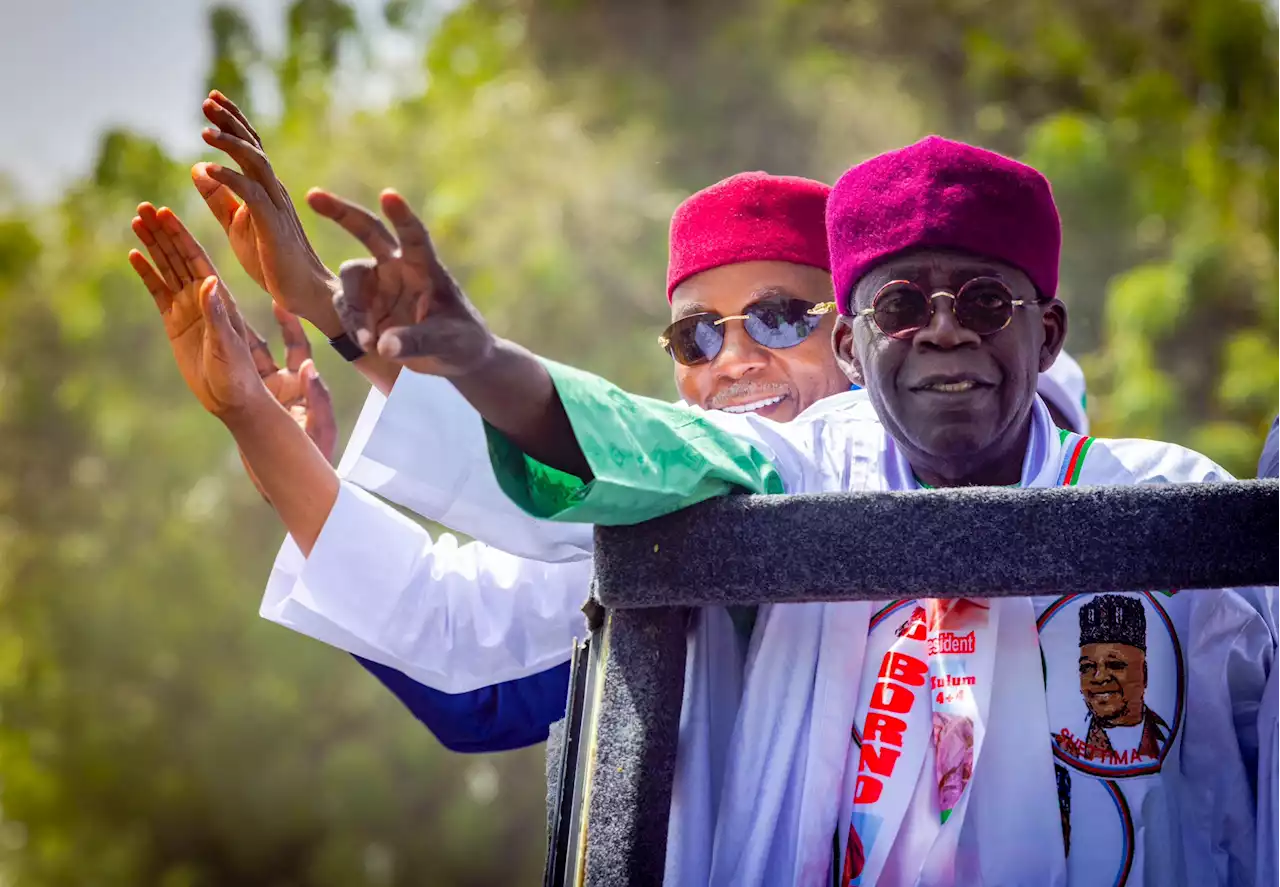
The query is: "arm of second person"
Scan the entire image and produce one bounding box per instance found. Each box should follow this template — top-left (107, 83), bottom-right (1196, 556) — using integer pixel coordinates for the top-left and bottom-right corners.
top-left (260, 483), bottom-right (593, 693)
top-left (356, 657), bottom-right (572, 753)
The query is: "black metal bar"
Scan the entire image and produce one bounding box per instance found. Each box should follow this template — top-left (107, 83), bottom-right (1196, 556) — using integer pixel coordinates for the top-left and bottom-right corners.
top-left (545, 636), bottom-right (590, 887)
top-left (579, 607), bottom-right (689, 887)
top-left (593, 480), bottom-right (1279, 607)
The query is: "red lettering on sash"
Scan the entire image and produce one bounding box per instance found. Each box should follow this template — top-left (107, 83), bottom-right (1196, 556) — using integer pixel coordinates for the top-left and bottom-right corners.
top-left (863, 713), bottom-right (907, 748)
top-left (855, 650), bottom-right (927, 812)
top-left (860, 745), bottom-right (901, 778)
top-left (855, 775), bottom-right (884, 804)
top-left (878, 652), bottom-right (928, 687)
top-left (870, 680), bottom-right (915, 714)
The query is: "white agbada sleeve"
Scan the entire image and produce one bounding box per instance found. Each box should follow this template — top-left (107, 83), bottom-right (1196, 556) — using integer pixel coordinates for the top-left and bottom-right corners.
top-left (259, 372), bottom-right (600, 693)
top-left (260, 482), bottom-right (592, 694)
top-left (337, 371), bottom-right (594, 562)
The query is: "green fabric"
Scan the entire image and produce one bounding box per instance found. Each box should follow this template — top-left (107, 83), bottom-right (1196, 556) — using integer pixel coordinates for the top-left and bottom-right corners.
top-left (485, 358), bottom-right (784, 525)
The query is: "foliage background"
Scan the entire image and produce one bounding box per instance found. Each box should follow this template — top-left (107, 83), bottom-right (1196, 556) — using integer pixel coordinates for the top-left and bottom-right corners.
top-left (0, 0), bottom-right (1274, 883)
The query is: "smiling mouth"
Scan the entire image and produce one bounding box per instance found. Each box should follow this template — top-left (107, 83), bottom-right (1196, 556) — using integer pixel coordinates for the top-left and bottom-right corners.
top-left (923, 381), bottom-right (978, 393)
top-left (912, 377), bottom-right (993, 394)
top-left (718, 393), bottom-right (787, 414)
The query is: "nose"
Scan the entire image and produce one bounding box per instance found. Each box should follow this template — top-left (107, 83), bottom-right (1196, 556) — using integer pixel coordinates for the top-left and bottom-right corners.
top-left (713, 321), bottom-right (769, 380)
top-left (912, 293), bottom-right (982, 350)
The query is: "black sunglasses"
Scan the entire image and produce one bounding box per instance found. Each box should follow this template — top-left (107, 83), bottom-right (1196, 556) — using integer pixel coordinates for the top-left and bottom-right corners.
top-left (659, 297), bottom-right (835, 366)
top-left (857, 277), bottom-right (1036, 340)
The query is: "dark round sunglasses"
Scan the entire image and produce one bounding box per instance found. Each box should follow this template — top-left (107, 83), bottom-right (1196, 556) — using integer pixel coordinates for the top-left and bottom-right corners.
top-left (858, 277), bottom-right (1036, 340)
top-left (659, 297), bottom-right (835, 366)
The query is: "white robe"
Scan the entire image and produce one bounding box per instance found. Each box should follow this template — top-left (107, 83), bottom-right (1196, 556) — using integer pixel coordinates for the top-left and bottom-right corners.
top-left (259, 373), bottom-right (593, 694)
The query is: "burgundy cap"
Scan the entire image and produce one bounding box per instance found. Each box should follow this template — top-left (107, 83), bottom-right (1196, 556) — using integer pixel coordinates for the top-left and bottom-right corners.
top-left (826, 136), bottom-right (1061, 313)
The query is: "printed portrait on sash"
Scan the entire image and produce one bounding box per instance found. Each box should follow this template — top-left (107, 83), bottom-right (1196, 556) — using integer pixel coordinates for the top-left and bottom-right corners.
top-left (1038, 593), bottom-right (1184, 777)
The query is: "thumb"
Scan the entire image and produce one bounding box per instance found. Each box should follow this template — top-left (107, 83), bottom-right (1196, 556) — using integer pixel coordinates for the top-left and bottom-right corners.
top-left (200, 277), bottom-right (240, 357)
top-left (192, 163), bottom-right (240, 232)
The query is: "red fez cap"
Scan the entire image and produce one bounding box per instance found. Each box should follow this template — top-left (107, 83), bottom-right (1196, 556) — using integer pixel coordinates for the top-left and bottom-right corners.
top-left (666, 172), bottom-right (831, 300)
top-left (827, 136), bottom-right (1061, 314)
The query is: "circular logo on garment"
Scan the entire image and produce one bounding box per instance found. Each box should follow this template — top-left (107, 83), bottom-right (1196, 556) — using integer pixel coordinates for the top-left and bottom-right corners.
top-left (1056, 768), bottom-right (1135, 887)
top-left (1038, 592), bottom-right (1183, 778)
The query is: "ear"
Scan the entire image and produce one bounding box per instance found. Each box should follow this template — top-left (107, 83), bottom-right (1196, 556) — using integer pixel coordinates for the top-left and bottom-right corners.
top-left (833, 316), bottom-right (864, 387)
top-left (1038, 300), bottom-right (1068, 373)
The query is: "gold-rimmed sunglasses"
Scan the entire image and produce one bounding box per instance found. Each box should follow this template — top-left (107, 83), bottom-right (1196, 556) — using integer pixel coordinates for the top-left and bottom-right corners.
top-left (857, 277), bottom-right (1035, 339)
top-left (659, 298), bottom-right (836, 366)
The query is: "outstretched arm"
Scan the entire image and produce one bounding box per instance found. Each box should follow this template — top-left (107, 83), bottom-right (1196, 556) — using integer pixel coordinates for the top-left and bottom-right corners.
top-left (308, 188), bottom-right (591, 479)
top-left (129, 202), bottom-right (338, 553)
top-left (308, 189), bottom-right (787, 525)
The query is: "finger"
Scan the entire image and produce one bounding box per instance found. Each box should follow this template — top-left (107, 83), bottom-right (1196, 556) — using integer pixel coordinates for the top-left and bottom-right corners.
top-left (378, 324), bottom-right (443, 362)
top-left (201, 129), bottom-right (280, 207)
top-left (128, 249), bottom-right (173, 313)
top-left (202, 96), bottom-right (260, 149)
top-left (241, 318), bottom-right (279, 378)
top-left (203, 162), bottom-right (273, 215)
top-left (132, 207), bottom-right (183, 291)
top-left (150, 206), bottom-right (198, 285)
top-left (307, 189), bottom-right (398, 260)
top-left (380, 190), bottom-right (437, 264)
top-left (274, 303), bottom-right (313, 372)
top-left (335, 258), bottom-right (377, 351)
top-left (207, 90), bottom-right (262, 147)
top-left (301, 360), bottom-right (338, 463)
top-left (191, 163), bottom-right (241, 232)
top-left (156, 207), bottom-right (218, 280)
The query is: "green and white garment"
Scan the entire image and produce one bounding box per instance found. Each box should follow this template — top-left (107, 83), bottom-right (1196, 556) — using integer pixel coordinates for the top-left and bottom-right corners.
top-left (488, 359), bottom-right (1276, 887)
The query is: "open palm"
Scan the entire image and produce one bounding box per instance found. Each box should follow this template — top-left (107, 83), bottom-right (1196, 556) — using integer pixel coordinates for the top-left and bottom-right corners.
top-left (247, 303), bottom-right (337, 462)
top-left (129, 203), bottom-right (262, 417)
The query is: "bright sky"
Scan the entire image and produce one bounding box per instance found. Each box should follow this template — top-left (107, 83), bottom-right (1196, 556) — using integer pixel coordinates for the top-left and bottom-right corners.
top-left (0, 0), bottom-right (398, 202)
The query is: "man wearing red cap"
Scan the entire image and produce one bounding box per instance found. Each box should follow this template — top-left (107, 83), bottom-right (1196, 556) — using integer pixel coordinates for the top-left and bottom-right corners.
top-left (261, 135), bottom-right (1273, 885)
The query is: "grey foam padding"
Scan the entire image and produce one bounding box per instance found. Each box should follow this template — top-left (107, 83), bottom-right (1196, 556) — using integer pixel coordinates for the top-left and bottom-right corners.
top-left (593, 480), bottom-right (1279, 607)
top-left (545, 719), bottom-right (565, 838)
top-left (582, 607), bottom-right (688, 887)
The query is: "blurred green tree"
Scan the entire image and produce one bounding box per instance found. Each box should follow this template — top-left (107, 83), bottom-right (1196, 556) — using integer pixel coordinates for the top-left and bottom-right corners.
top-left (0, 0), bottom-right (1274, 883)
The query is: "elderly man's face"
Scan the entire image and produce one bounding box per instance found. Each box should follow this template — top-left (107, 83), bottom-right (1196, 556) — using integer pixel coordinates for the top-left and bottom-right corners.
top-left (835, 249), bottom-right (1066, 483)
top-left (1078, 642), bottom-right (1147, 727)
top-left (669, 261), bottom-right (849, 422)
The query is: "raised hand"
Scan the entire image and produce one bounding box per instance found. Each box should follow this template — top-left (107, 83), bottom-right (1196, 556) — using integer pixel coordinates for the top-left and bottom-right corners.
top-left (128, 203), bottom-right (265, 419)
top-left (307, 188), bottom-right (494, 376)
top-left (194, 90), bottom-right (338, 328)
top-left (248, 304), bottom-right (338, 462)
top-left (235, 304), bottom-right (337, 501)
